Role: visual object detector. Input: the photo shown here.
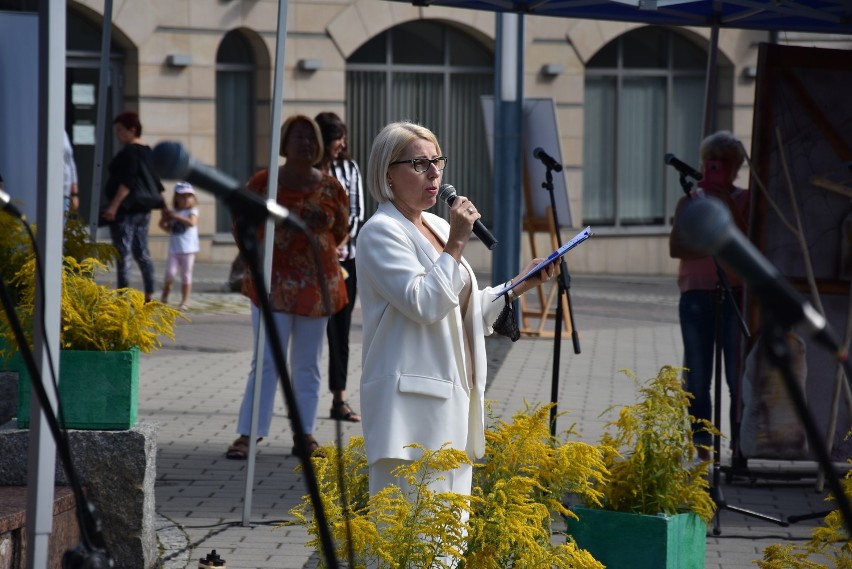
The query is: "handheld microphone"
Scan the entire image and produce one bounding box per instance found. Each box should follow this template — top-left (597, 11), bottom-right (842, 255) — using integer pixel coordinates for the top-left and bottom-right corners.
top-left (438, 184), bottom-right (498, 250)
top-left (664, 153), bottom-right (703, 181)
top-left (151, 141), bottom-right (293, 225)
top-left (678, 196), bottom-right (841, 353)
top-left (532, 147), bottom-right (563, 172)
top-left (0, 188), bottom-right (23, 219)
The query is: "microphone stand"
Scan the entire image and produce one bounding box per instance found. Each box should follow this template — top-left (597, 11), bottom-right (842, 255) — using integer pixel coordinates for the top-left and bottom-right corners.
top-left (231, 209), bottom-right (340, 569)
top-left (674, 172), bottom-right (786, 533)
top-left (541, 165), bottom-right (581, 435)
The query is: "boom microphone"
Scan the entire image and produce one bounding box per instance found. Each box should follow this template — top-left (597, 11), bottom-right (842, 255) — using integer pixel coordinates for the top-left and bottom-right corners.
top-left (678, 196), bottom-right (841, 352)
top-left (151, 141), bottom-right (292, 225)
top-left (438, 184), bottom-right (498, 250)
top-left (532, 147), bottom-right (563, 172)
top-left (664, 153), bottom-right (703, 181)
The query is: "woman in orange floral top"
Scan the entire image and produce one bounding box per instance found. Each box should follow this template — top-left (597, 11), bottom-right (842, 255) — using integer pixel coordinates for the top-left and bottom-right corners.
top-left (227, 115), bottom-right (349, 460)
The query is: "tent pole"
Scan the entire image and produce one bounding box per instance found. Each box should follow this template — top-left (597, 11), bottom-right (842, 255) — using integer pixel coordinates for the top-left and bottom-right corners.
top-left (28, 0), bottom-right (66, 567)
top-left (703, 23), bottom-right (720, 137)
top-left (492, 12), bottom-right (524, 285)
top-left (241, 0), bottom-right (289, 527)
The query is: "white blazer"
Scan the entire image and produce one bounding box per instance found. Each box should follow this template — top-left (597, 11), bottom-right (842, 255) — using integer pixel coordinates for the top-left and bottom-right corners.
top-left (356, 202), bottom-right (508, 466)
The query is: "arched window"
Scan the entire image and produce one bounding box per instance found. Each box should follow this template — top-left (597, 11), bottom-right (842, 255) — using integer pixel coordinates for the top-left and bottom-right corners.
top-left (346, 21), bottom-right (494, 222)
top-left (583, 27), bottom-right (711, 228)
top-left (216, 31), bottom-right (256, 233)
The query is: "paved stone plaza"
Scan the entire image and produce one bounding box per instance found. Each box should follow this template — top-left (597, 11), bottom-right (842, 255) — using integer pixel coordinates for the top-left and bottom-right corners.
top-left (123, 262), bottom-right (840, 569)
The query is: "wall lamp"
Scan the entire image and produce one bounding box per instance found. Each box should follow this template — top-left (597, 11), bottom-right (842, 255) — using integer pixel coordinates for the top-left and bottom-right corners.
top-left (540, 63), bottom-right (563, 77)
top-left (297, 59), bottom-right (324, 72)
top-left (742, 65), bottom-right (758, 79)
top-left (166, 54), bottom-right (192, 68)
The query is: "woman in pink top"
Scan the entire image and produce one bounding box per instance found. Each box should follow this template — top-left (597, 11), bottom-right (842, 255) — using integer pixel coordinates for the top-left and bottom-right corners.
top-left (669, 131), bottom-right (749, 461)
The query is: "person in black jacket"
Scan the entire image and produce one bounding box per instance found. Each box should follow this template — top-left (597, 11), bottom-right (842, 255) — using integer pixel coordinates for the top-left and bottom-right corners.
top-left (101, 111), bottom-right (160, 301)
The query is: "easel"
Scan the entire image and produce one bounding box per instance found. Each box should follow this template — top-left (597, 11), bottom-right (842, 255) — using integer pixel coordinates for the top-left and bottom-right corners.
top-left (518, 164), bottom-right (572, 339)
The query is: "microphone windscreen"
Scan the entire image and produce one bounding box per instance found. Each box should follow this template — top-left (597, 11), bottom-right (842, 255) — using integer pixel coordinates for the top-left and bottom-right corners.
top-left (438, 184), bottom-right (456, 203)
top-left (677, 197), bottom-right (733, 255)
top-left (152, 142), bottom-right (191, 180)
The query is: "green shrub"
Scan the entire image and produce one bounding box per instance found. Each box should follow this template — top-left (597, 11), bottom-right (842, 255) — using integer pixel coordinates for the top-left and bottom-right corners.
top-left (291, 405), bottom-right (608, 569)
top-left (290, 366), bottom-right (719, 567)
top-left (589, 366), bottom-right (718, 523)
top-left (0, 212), bottom-right (181, 361)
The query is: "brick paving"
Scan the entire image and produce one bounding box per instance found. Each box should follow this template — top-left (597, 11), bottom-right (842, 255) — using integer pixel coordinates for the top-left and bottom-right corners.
top-left (118, 262), bottom-right (841, 568)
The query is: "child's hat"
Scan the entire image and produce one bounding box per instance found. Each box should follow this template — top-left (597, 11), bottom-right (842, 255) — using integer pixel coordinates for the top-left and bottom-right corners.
top-left (175, 182), bottom-right (194, 194)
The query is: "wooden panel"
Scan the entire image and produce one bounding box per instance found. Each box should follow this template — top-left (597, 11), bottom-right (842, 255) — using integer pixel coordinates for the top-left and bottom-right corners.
top-left (747, 42), bottom-right (852, 462)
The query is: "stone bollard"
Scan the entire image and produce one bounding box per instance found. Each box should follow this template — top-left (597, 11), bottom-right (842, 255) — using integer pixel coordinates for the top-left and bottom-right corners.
top-left (0, 421), bottom-right (158, 569)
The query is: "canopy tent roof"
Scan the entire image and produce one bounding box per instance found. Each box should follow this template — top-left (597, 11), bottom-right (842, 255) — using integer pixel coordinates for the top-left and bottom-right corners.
top-left (396, 0), bottom-right (852, 33)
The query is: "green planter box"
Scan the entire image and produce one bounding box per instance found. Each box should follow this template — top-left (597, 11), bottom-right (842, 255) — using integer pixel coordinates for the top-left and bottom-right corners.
top-left (12, 348), bottom-right (139, 430)
top-left (566, 506), bottom-right (706, 569)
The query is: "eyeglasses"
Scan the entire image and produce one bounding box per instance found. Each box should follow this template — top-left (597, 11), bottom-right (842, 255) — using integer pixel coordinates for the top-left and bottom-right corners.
top-left (389, 156), bottom-right (448, 172)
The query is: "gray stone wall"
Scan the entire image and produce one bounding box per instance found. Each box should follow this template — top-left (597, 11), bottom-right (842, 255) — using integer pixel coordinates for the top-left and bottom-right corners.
top-left (0, 373), bottom-right (16, 426)
top-left (0, 422), bottom-right (158, 569)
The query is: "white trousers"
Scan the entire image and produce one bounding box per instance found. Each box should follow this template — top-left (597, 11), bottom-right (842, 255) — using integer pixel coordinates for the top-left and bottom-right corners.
top-left (236, 305), bottom-right (328, 436)
top-left (369, 458), bottom-right (473, 497)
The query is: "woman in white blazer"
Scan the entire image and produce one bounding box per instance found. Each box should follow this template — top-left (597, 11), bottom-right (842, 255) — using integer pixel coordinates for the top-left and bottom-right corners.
top-left (356, 121), bottom-right (556, 504)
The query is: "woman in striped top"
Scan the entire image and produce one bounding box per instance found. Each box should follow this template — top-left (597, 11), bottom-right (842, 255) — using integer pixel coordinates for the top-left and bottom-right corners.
top-left (316, 111), bottom-right (365, 423)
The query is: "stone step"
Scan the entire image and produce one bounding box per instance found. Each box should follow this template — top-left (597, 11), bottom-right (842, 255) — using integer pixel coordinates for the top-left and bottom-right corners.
top-left (0, 485), bottom-right (78, 569)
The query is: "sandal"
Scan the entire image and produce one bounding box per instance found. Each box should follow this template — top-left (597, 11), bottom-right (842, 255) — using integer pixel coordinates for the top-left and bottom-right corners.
top-left (292, 434), bottom-right (324, 459)
top-left (225, 436), bottom-right (263, 460)
top-left (330, 400), bottom-right (361, 423)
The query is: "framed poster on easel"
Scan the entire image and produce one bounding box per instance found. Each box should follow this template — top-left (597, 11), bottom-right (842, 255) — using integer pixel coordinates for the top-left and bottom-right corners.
top-left (745, 43), bottom-right (852, 467)
top-left (481, 96), bottom-right (574, 337)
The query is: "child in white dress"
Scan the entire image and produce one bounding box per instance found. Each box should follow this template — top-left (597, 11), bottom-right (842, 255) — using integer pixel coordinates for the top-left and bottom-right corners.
top-left (159, 182), bottom-right (199, 310)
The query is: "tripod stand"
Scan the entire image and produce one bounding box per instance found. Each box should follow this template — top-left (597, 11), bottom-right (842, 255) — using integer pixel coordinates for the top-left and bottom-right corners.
top-left (707, 272), bottom-right (788, 534)
top-left (672, 171), bottom-right (787, 534)
top-left (540, 162), bottom-right (581, 435)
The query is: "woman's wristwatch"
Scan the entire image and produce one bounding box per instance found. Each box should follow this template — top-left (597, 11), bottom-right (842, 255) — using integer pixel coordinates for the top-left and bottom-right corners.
top-left (506, 281), bottom-right (518, 303)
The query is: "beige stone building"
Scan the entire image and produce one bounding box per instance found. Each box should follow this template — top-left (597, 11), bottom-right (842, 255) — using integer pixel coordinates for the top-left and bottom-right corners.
top-left (14, 0), bottom-right (852, 275)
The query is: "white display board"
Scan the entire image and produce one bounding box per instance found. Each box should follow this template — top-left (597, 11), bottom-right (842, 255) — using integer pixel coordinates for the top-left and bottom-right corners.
top-left (481, 96), bottom-right (572, 227)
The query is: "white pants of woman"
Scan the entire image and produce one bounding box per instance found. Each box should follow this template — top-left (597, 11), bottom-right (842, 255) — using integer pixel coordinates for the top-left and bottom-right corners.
top-left (366, 458), bottom-right (473, 568)
top-left (236, 305), bottom-right (328, 436)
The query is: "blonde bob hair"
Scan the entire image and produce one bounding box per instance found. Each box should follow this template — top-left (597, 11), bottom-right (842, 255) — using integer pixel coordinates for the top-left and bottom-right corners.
top-left (279, 114), bottom-right (325, 165)
top-left (366, 121), bottom-right (442, 203)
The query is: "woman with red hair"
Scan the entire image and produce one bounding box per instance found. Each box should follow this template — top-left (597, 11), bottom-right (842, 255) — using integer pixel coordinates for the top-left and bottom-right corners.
top-left (101, 111), bottom-right (161, 301)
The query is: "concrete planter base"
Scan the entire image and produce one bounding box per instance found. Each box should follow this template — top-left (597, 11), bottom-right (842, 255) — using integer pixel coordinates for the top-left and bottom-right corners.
top-left (0, 422), bottom-right (158, 569)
